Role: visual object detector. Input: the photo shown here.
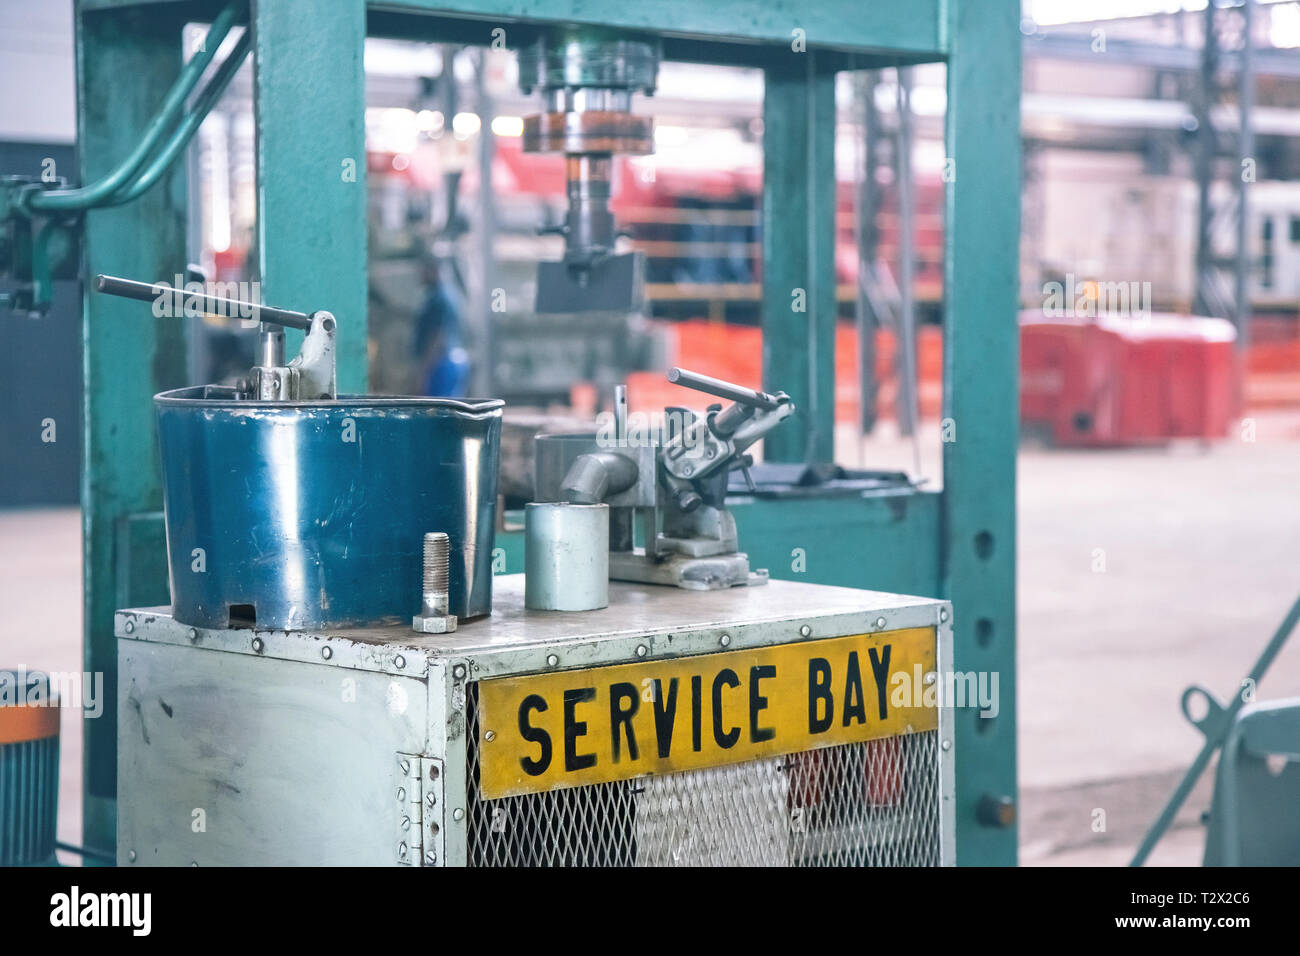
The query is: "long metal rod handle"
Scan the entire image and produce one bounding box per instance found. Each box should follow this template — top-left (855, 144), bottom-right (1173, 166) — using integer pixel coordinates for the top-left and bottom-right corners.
top-left (666, 366), bottom-right (782, 411)
top-left (94, 274), bottom-right (314, 331)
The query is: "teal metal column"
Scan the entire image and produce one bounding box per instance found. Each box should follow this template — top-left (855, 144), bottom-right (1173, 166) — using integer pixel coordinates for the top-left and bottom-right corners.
top-left (76, 1), bottom-right (190, 852)
top-left (253, 0), bottom-right (368, 391)
top-left (942, 0), bottom-right (1021, 865)
top-left (761, 52), bottom-right (836, 464)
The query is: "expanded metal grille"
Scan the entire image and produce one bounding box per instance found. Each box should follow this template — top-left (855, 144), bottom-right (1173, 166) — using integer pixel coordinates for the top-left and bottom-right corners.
top-left (466, 684), bottom-right (942, 867)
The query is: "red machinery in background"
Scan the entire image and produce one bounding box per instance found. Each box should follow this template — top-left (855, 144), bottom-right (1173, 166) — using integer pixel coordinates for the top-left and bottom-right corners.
top-left (1019, 312), bottom-right (1240, 446)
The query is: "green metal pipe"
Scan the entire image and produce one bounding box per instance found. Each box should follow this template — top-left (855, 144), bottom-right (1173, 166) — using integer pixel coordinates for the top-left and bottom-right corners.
top-left (23, 0), bottom-right (241, 213)
top-left (102, 30), bottom-right (251, 207)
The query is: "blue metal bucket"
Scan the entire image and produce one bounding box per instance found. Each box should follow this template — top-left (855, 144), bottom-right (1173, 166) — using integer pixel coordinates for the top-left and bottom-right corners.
top-left (155, 386), bottom-right (503, 629)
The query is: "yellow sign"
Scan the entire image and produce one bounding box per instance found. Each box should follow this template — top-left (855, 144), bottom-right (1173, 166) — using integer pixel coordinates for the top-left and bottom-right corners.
top-left (477, 628), bottom-right (937, 799)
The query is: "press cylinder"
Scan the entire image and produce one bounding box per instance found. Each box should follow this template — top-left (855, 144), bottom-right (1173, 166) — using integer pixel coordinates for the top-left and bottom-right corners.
top-left (525, 503), bottom-right (609, 611)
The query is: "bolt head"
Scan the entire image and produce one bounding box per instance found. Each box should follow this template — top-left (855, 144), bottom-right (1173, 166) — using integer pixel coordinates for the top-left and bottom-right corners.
top-left (636, 644), bottom-right (648, 657)
top-left (485, 730), bottom-right (497, 742)
top-left (394, 654), bottom-right (406, 669)
top-left (127, 849), bottom-right (137, 863)
top-left (321, 646), bottom-right (333, 660)
top-left (425, 851), bottom-right (437, 865)
top-left (451, 664), bottom-right (467, 680)
top-left (399, 758), bottom-right (411, 774)
top-left (547, 653), bottom-right (559, 667)
top-left (453, 808), bottom-right (465, 822)
top-left (875, 617), bottom-right (887, 629)
top-left (799, 624), bottom-right (811, 638)
top-left (719, 634), bottom-right (731, 647)
top-left (941, 739), bottom-right (952, 751)
top-left (187, 628), bottom-right (198, 642)
top-left (124, 619), bottom-right (135, 634)
top-left (251, 637), bottom-right (264, 653)
top-left (413, 614), bottom-right (457, 634)
top-left (940, 608), bottom-right (950, 623)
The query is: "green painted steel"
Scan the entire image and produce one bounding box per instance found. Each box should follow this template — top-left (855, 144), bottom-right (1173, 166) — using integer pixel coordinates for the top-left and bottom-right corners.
top-left (941, 0), bottom-right (1022, 865)
top-left (367, 0), bottom-right (944, 56)
top-left (76, 1), bottom-right (192, 853)
top-left (253, 0), bottom-right (369, 392)
top-left (761, 54), bottom-right (837, 464)
top-left (75, 0), bottom-right (1019, 866)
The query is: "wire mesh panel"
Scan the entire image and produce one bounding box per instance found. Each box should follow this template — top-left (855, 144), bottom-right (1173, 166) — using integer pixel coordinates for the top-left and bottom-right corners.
top-left (466, 683), bottom-right (943, 867)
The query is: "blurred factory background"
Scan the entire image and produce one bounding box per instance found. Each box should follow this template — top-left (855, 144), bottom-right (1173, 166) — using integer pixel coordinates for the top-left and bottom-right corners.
top-left (3, 0), bottom-right (1300, 867)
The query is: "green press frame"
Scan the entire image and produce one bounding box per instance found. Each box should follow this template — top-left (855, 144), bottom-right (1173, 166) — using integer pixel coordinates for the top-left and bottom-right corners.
top-left (75, 0), bottom-right (1020, 865)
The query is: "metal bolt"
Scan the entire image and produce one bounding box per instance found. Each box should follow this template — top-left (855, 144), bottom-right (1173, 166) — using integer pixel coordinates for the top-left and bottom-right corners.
top-left (547, 653), bottom-right (559, 667)
top-left (941, 739), bottom-right (952, 751)
top-left (636, 644), bottom-right (648, 658)
top-left (875, 617), bottom-right (886, 629)
top-left (321, 646), bottom-right (333, 660)
top-left (425, 851), bottom-right (437, 865)
top-left (400, 815), bottom-right (411, 832)
top-left (251, 637), bottom-right (264, 653)
top-left (682, 464), bottom-right (693, 476)
top-left (924, 671), bottom-right (937, 686)
top-left (413, 532), bottom-right (457, 634)
top-left (187, 628), bottom-right (198, 642)
top-left (396, 787), bottom-right (407, 801)
top-left (940, 608), bottom-right (950, 623)
top-left (127, 849), bottom-right (137, 863)
top-left (426, 793), bottom-right (436, 808)
top-left (799, 624), bottom-right (811, 638)
top-left (398, 841), bottom-right (408, 858)
top-left (399, 758), bottom-right (411, 775)
top-left (124, 619), bottom-right (135, 634)
top-left (452, 808), bottom-right (465, 822)
top-left (452, 663), bottom-right (467, 680)
top-left (719, 634), bottom-right (731, 648)
top-left (485, 730), bottom-right (496, 742)
top-left (424, 532), bottom-right (449, 609)
top-left (394, 655), bottom-right (406, 669)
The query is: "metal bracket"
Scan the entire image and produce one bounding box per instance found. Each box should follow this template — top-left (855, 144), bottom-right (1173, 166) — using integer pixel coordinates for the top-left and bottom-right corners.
top-left (1181, 684), bottom-right (1231, 740)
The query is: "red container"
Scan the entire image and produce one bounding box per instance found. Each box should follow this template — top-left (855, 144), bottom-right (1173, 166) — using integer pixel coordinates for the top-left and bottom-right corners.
top-left (1020, 311), bottom-right (1239, 446)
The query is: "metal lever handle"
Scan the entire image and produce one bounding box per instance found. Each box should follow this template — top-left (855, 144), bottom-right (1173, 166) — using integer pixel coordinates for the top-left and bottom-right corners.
top-left (94, 274), bottom-right (315, 331)
top-left (666, 366), bottom-right (783, 411)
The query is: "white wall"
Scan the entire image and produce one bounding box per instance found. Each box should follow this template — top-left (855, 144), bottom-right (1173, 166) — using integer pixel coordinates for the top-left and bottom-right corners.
top-left (0, 0), bottom-right (75, 144)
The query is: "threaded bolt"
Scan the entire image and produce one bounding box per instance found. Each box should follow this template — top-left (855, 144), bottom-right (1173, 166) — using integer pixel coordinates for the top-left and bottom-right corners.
top-left (422, 532), bottom-right (450, 616)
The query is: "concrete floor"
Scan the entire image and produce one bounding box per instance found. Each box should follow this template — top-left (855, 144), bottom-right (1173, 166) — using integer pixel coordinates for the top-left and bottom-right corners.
top-left (3, 415), bottom-right (1299, 865)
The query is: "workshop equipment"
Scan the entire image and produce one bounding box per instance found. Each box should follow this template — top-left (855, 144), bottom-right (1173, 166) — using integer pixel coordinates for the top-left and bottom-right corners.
top-left (115, 577), bottom-right (953, 866)
top-left (96, 275), bottom-right (503, 628)
top-left (519, 27), bottom-right (659, 313)
top-left (1203, 697), bottom-right (1300, 866)
top-left (74, 1), bottom-right (1019, 866)
top-left (0, 670), bottom-right (60, 866)
top-left (533, 368), bottom-right (793, 590)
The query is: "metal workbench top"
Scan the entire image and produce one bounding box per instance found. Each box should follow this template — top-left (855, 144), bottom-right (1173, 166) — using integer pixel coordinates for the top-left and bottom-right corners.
top-left (116, 575), bottom-right (948, 679)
